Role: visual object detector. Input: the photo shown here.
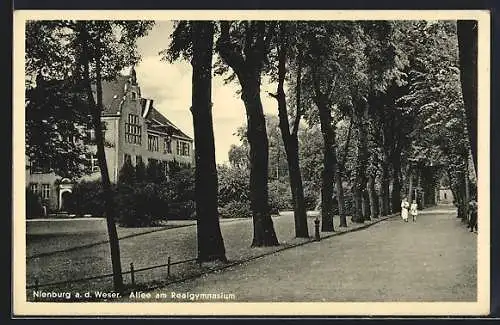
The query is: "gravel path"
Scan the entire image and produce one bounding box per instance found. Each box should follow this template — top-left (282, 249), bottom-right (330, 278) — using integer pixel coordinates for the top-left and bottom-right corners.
top-left (136, 205), bottom-right (477, 302)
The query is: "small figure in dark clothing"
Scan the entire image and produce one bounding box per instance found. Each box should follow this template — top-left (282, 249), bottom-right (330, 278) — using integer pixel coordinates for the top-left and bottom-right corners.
top-left (468, 199), bottom-right (478, 232)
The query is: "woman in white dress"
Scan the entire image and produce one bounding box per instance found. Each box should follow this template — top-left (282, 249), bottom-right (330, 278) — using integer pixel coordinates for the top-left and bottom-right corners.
top-left (401, 197), bottom-right (409, 222)
top-left (410, 200), bottom-right (418, 222)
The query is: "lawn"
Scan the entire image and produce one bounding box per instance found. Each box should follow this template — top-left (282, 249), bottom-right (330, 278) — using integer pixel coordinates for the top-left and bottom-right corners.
top-left (27, 219), bottom-right (196, 258)
top-left (26, 212), bottom-right (391, 299)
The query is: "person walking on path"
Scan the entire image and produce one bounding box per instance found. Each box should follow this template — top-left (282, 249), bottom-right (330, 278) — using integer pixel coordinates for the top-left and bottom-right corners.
top-left (410, 200), bottom-right (418, 222)
top-left (468, 199), bottom-right (478, 232)
top-left (401, 197), bottom-right (410, 222)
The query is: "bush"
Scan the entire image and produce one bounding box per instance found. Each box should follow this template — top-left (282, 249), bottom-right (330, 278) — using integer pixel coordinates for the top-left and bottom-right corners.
top-left (115, 182), bottom-right (170, 227)
top-left (26, 188), bottom-right (43, 218)
top-left (268, 179), bottom-right (293, 212)
top-left (302, 181), bottom-right (320, 211)
top-left (219, 200), bottom-right (252, 219)
top-left (217, 165), bottom-right (250, 207)
top-left (67, 165), bottom-right (196, 226)
top-left (66, 181), bottom-right (105, 216)
top-left (161, 166), bottom-right (196, 220)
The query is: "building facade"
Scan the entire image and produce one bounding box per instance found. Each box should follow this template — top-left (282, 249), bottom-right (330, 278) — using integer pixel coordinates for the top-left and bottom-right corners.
top-left (26, 68), bottom-right (194, 212)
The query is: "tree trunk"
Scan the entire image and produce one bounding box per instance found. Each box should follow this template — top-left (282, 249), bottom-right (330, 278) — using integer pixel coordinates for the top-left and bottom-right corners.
top-left (352, 101), bottom-right (369, 223)
top-left (391, 150), bottom-right (402, 213)
top-left (80, 29), bottom-right (123, 292)
top-left (353, 187), bottom-right (363, 223)
top-left (463, 158), bottom-right (470, 223)
top-left (457, 181), bottom-right (467, 222)
top-left (335, 167), bottom-right (347, 227)
top-left (241, 81), bottom-right (279, 246)
top-left (216, 21), bottom-right (279, 247)
top-left (337, 118), bottom-right (352, 227)
top-left (368, 175), bottom-right (378, 218)
top-left (310, 82), bottom-right (337, 232)
top-left (273, 26), bottom-right (309, 238)
top-left (408, 170), bottom-right (414, 204)
top-left (417, 167), bottom-right (422, 209)
top-left (380, 159), bottom-right (390, 216)
top-left (457, 20), bottom-right (478, 174)
top-left (362, 190), bottom-right (370, 221)
top-left (191, 21), bottom-right (227, 262)
top-left (317, 105), bottom-right (336, 232)
top-left (464, 155), bottom-right (470, 203)
top-left (285, 138), bottom-right (309, 237)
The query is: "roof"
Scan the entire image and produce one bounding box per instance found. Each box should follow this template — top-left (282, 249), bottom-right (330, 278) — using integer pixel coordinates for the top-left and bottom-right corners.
top-left (146, 107), bottom-right (192, 140)
top-left (94, 75), bottom-right (129, 116)
top-left (94, 72), bottom-right (192, 142)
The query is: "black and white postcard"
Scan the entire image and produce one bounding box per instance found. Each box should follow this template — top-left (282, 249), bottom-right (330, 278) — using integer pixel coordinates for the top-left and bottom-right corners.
top-left (12, 9), bottom-right (491, 316)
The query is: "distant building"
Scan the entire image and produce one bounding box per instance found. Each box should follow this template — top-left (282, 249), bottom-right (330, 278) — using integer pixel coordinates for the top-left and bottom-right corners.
top-left (436, 174), bottom-right (454, 204)
top-left (437, 187), bottom-right (454, 204)
top-left (26, 67), bottom-right (194, 212)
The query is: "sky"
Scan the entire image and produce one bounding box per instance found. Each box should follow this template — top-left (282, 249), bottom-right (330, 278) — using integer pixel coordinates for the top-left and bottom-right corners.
top-left (134, 21), bottom-right (278, 165)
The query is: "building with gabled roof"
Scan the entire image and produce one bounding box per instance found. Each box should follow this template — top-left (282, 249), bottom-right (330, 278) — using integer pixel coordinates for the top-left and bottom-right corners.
top-left (26, 67), bottom-right (194, 212)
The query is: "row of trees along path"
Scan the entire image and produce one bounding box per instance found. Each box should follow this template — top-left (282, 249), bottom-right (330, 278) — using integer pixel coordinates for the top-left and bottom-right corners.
top-left (26, 20), bottom-right (478, 293)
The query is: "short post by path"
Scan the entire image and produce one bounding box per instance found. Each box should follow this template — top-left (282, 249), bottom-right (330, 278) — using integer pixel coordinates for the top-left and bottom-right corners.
top-left (130, 262), bottom-right (135, 286)
top-left (314, 217), bottom-right (321, 241)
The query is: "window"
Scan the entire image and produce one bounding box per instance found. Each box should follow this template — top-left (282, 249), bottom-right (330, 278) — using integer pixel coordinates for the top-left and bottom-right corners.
top-left (148, 158), bottom-right (158, 169)
top-left (444, 193), bottom-right (447, 200)
top-left (84, 122), bottom-right (106, 144)
top-left (164, 137), bottom-right (172, 154)
top-left (128, 114), bottom-right (139, 125)
top-left (176, 140), bottom-right (190, 157)
top-left (86, 129), bottom-right (96, 142)
top-left (162, 160), bottom-right (168, 176)
top-left (148, 134), bottom-right (159, 152)
top-left (125, 114), bottom-right (141, 144)
top-left (182, 142), bottom-right (190, 156)
top-left (85, 152), bottom-right (100, 172)
top-left (136, 155), bottom-right (142, 166)
top-left (41, 184), bottom-right (50, 200)
top-left (176, 140), bottom-right (181, 156)
top-left (30, 183), bottom-right (38, 194)
top-left (124, 154), bottom-right (132, 165)
top-left (131, 92), bottom-right (137, 100)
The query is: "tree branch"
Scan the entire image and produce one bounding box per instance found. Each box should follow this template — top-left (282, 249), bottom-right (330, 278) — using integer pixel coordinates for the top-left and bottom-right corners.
top-left (292, 48), bottom-right (303, 136)
top-left (268, 92), bottom-right (278, 99)
top-left (262, 21), bottom-right (276, 58)
top-left (244, 21), bottom-right (253, 60)
top-left (254, 21), bottom-right (276, 63)
top-left (216, 21), bottom-right (245, 75)
top-left (275, 21), bottom-right (291, 138)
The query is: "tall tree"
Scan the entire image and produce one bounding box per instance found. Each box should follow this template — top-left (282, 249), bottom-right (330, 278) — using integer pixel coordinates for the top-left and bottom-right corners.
top-left (76, 20), bottom-right (153, 292)
top-left (190, 21), bottom-right (227, 262)
top-left (25, 22), bottom-right (89, 179)
top-left (268, 22), bottom-right (309, 238)
top-left (397, 21), bottom-right (472, 217)
top-left (215, 21), bottom-right (279, 246)
top-left (26, 20), bottom-right (153, 292)
top-left (165, 21), bottom-right (227, 261)
top-left (351, 96), bottom-right (370, 223)
top-left (335, 117), bottom-right (353, 227)
top-left (351, 21), bottom-right (402, 222)
top-left (306, 26), bottom-right (341, 232)
top-left (302, 22), bottom-right (366, 231)
top-left (456, 20), bottom-right (478, 174)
